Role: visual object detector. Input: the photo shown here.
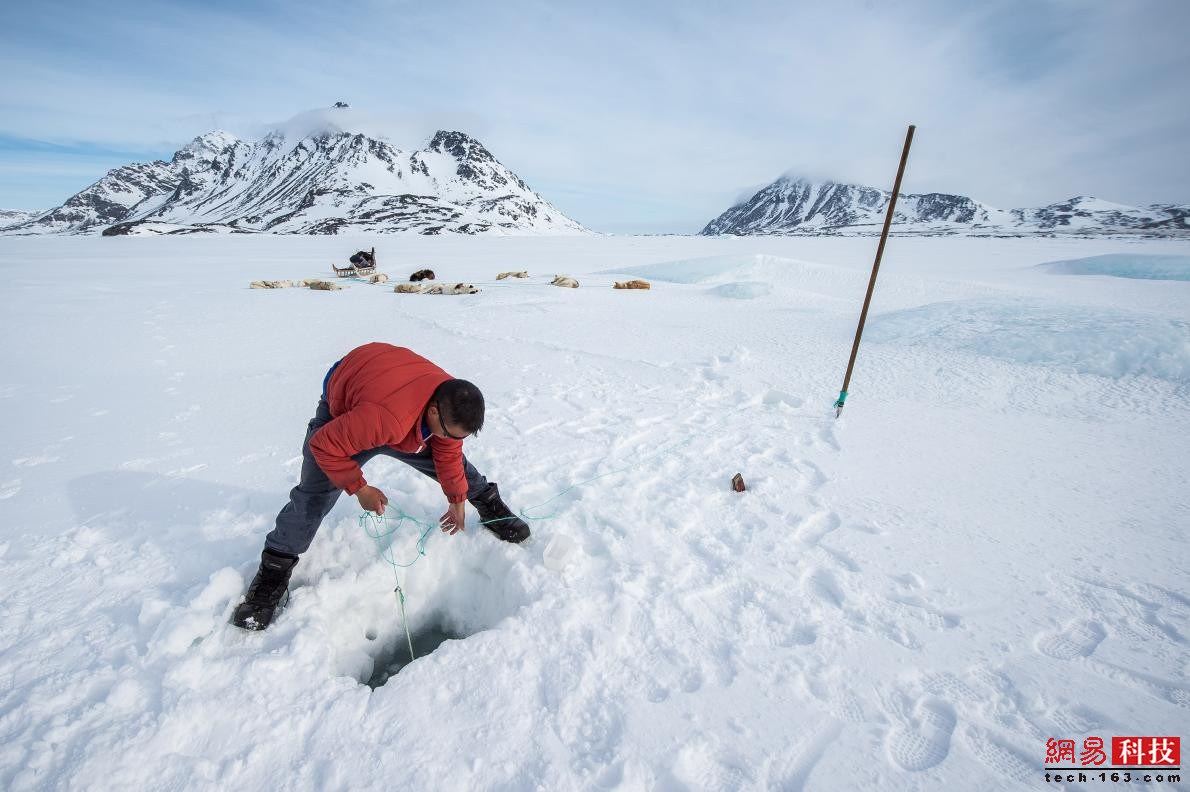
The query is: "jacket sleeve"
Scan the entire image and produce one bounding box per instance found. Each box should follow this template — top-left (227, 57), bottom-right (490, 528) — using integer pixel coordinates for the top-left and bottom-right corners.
top-left (308, 402), bottom-right (392, 495)
top-left (430, 437), bottom-right (469, 504)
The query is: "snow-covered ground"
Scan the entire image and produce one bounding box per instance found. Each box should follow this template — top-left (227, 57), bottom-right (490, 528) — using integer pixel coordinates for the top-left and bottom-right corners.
top-left (0, 234), bottom-right (1187, 791)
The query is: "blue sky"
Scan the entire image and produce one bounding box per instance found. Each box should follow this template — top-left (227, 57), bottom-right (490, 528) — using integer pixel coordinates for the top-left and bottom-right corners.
top-left (1, 0), bottom-right (1188, 232)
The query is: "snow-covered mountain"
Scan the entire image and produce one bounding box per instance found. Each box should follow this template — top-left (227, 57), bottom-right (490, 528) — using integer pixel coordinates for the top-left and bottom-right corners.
top-left (0, 208), bottom-right (43, 229)
top-left (701, 176), bottom-right (1189, 237)
top-left (3, 125), bottom-right (587, 236)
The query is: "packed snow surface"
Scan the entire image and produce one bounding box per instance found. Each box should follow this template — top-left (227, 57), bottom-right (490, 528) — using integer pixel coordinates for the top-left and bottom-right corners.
top-left (0, 235), bottom-right (1187, 791)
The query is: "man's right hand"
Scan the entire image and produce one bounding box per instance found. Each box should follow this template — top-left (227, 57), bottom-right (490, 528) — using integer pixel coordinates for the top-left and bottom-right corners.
top-left (357, 485), bottom-right (389, 515)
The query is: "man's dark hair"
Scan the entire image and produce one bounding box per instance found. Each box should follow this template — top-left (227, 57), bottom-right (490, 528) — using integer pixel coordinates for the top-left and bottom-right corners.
top-left (433, 379), bottom-right (485, 434)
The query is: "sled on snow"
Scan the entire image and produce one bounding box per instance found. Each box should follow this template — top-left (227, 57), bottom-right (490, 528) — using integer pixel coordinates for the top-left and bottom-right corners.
top-left (333, 247), bottom-right (377, 277)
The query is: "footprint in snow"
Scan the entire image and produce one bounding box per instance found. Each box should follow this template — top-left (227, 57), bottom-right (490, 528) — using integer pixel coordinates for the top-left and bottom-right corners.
top-left (1069, 576), bottom-right (1189, 646)
top-left (1113, 598), bottom-right (1186, 644)
top-left (804, 674), bottom-right (871, 724)
top-left (787, 459), bottom-right (827, 496)
top-left (1129, 582), bottom-right (1190, 609)
top-left (672, 739), bottom-right (755, 792)
top-left (1035, 620), bottom-right (1105, 660)
top-left (817, 424), bottom-right (842, 451)
top-left (884, 595), bottom-right (961, 630)
top-left (920, 671), bottom-right (981, 706)
top-left (761, 388), bottom-right (805, 409)
top-left (1047, 705), bottom-right (1102, 734)
top-left (885, 697), bottom-right (956, 772)
top-left (804, 567), bottom-right (845, 609)
top-left (958, 725), bottom-right (1034, 785)
top-left (1084, 659), bottom-right (1190, 710)
top-left (794, 509), bottom-right (842, 547)
top-left (818, 545), bottom-right (861, 573)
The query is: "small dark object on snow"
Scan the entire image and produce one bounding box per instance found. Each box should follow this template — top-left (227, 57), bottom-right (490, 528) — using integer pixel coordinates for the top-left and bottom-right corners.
top-left (409, 269), bottom-right (436, 282)
top-left (731, 473), bottom-right (746, 492)
top-left (333, 101), bottom-right (349, 108)
top-left (231, 548), bottom-right (298, 631)
top-left (349, 248), bottom-right (376, 267)
top-left (469, 482), bottom-right (530, 543)
top-left (334, 247), bottom-right (377, 277)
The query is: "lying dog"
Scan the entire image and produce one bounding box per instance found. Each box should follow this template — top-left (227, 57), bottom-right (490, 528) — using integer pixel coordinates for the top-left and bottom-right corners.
top-left (394, 282), bottom-right (480, 295)
top-left (613, 279), bottom-right (651, 290)
top-left (250, 279), bottom-right (293, 289)
top-left (409, 269), bottom-right (436, 281)
top-left (425, 282), bottom-right (480, 295)
top-left (551, 275), bottom-right (579, 288)
top-left (307, 280), bottom-right (344, 291)
top-left (368, 273), bottom-right (389, 284)
top-left (497, 271), bottom-right (529, 280)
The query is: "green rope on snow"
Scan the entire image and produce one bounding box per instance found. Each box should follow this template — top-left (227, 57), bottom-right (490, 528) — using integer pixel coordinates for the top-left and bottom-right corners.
top-left (394, 583), bottom-right (415, 663)
top-left (359, 508), bottom-right (434, 568)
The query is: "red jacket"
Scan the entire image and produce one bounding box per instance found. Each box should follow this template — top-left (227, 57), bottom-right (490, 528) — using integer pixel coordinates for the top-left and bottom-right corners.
top-left (310, 343), bottom-right (468, 503)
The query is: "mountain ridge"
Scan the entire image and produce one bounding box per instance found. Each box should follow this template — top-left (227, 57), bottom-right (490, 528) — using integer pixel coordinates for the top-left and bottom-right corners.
top-left (3, 124), bottom-right (587, 236)
top-left (701, 175), bottom-right (1189, 237)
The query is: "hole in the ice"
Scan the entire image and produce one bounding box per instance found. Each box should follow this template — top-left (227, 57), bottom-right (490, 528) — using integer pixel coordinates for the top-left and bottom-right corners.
top-left (365, 628), bottom-right (377, 641)
top-left (365, 619), bottom-right (467, 689)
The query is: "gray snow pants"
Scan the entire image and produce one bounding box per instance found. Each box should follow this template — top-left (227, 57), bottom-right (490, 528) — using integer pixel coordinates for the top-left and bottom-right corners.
top-left (264, 397), bottom-right (489, 557)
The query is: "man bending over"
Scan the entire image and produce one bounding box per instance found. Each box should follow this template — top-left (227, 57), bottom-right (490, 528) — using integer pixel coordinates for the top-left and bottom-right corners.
top-left (233, 342), bottom-right (529, 631)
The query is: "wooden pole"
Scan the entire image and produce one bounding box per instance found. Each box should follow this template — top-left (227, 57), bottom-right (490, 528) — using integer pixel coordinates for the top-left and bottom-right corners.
top-left (834, 125), bottom-right (916, 418)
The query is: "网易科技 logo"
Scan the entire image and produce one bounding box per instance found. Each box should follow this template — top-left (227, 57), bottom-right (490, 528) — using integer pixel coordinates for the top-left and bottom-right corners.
top-left (1043, 737), bottom-right (1180, 784)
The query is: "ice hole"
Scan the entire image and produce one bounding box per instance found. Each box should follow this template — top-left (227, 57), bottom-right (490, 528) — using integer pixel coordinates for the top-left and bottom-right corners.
top-left (365, 617), bottom-right (466, 689)
top-left (341, 518), bottom-right (528, 689)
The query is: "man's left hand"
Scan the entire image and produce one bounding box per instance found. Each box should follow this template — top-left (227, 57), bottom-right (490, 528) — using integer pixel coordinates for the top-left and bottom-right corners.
top-left (439, 501), bottom-right (466, 535)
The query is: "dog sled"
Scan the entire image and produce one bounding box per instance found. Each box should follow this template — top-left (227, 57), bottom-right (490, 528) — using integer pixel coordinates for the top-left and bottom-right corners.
top-left (333, 247), bottom-right (377, 277)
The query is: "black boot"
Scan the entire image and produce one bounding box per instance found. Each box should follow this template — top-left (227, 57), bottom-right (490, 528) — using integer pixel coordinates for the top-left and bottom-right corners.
top-left (231, 549), bottom-right (298, 631)
top-left (469, 483), bottom-right (530, 543)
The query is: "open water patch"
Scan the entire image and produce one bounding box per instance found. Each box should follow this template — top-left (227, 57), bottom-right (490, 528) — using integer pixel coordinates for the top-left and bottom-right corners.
top-left (365, 618), bottom-right (466, 688)
top-left (1036, 253), bottom-right (1190, 282)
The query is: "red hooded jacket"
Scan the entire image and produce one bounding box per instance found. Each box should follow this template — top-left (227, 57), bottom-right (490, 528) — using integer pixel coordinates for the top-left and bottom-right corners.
top-left (309, 343), bottom-right (468, 503)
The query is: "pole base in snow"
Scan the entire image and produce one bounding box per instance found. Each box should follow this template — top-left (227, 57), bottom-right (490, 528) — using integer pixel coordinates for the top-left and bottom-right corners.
top-left (833, 390), bottom-right (848, 419)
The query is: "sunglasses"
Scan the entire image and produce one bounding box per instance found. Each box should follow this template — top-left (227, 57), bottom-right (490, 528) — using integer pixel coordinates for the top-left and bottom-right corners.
top-left (436, 400), bottom-right (470, 441)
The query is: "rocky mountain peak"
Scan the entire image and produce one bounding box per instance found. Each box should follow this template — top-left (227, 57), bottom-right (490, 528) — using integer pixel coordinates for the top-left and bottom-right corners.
top-left (173, 130), bottom-right (241, 163)
top-left (429, 130), bottom-right (493, 162)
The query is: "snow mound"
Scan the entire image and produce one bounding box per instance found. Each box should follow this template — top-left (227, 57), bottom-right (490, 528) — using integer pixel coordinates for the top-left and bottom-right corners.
top-left (868, 299), bottom-right (1190, 382)
top-left (707, 281), bottom-right (773, 299)
top-left (1037, 253), bottom-right (1190, 281)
